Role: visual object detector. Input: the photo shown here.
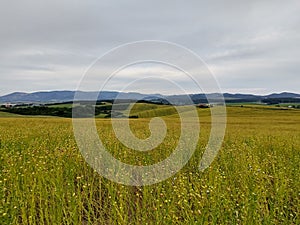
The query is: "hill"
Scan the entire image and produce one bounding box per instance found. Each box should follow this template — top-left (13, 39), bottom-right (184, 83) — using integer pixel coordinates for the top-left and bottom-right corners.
top-left (0, 90), bottom-right (300, 105)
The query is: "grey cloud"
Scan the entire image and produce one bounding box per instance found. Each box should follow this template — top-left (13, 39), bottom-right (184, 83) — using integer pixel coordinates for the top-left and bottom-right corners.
top-left (0, 0), bottom-right (299, 95)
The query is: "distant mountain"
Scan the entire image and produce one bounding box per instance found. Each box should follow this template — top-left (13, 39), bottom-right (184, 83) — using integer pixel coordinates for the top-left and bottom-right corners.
top-left (223, 93), bottom-right (262, 99)
top-left (264, 92), bottom-right (300, 99)
top-left (0, 91), bottom-right (299, 104)
top-left (0, 91), bottom-right (77, 103)
top-left (0, 91), bottom-right (162, 103)
top-left (1, 91), bottom-right (79, 103)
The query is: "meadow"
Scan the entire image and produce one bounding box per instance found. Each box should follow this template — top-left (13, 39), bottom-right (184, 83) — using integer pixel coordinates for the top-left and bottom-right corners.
top-left (0, 105), bottom-right (299, 224)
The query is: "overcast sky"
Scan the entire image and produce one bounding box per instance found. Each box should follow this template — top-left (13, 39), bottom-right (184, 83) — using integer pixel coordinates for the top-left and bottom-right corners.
top-left (0, 0), bottom-right (299, 96)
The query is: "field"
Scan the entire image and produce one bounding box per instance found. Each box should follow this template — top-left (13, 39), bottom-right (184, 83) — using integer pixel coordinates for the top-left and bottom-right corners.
top-left (0, 105), bottom-right (299, 224)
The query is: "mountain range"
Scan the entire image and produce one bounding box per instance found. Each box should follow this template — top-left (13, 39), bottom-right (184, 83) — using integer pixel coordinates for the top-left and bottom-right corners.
top-left (0, 91), bottom-right (299, 104)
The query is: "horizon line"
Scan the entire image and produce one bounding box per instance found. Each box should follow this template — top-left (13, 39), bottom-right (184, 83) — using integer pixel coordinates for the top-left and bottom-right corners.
top-left (1, 89), bottom-right (300, 97)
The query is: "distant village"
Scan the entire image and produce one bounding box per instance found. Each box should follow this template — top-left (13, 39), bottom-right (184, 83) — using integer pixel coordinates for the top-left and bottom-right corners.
top-left (1, 103), bottom-right (45, 108)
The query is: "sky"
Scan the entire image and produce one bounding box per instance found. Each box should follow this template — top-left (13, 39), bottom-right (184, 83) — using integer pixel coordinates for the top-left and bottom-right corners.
top-left (0, 0), bottom-right (299, 96)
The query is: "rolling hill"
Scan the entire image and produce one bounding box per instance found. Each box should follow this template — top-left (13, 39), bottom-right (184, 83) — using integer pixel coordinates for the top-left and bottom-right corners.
top-left (0, 90), bottom-right (299, 104)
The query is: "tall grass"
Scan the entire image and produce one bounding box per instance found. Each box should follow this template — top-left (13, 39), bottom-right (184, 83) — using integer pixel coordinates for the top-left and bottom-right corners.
top-left (0, 107), bottom-right (299, 224)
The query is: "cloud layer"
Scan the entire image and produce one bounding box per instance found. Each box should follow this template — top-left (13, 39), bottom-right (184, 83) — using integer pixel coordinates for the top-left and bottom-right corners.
top-left (0, 0), bottom-right (299, 95)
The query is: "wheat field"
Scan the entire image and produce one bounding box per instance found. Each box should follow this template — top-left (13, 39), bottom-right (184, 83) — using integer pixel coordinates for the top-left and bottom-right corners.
top-left (0, 106), bottom-right (299, 224)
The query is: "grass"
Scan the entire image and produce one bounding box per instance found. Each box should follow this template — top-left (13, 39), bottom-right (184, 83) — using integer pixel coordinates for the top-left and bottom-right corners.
top-left (0, 111), bottom-right (21, 117)
top-left (47, 104), bottom-right (74, 108)
top-left (0, 106), bottom-right (299, 224)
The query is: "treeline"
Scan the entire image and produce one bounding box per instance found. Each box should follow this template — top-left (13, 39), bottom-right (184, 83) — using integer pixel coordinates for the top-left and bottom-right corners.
top-left (2, 106), bottom-right (73, 117)
top-left (261, 98), bottom-right (300, 105)
top-left (1, 105), bottom-right (115, 118)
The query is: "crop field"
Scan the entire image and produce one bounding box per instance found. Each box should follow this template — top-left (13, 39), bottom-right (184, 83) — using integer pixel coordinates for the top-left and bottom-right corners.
top-left (0, 105), bottom-right (299, 224)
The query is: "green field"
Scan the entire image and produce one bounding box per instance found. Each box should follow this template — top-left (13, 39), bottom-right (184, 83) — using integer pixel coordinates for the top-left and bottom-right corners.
top-left (0, 105), bottom-right (299, 224)
top-left (47, 103), bottom-right (74, 108)
top-left (0, 111), bottom-right (22, 118)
